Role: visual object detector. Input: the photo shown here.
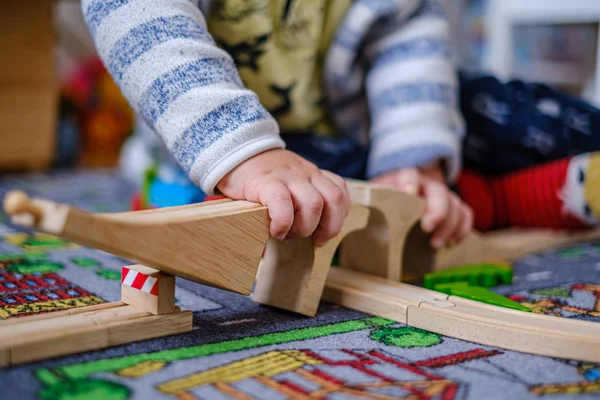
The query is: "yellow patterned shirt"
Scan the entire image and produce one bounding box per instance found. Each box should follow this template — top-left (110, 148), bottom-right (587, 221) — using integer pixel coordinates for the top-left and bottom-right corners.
top-left (207, 0), bottom-right (352, 136)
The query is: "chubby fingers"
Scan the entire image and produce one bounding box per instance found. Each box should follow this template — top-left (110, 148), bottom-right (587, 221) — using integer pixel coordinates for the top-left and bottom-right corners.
top-left (320, 170), bottom-right (351, 212)
top-left (430, 194), bottom-right (461, 249)
top-left (432, 197), bottom-right (474, 248)
top-left (255, 172), bottom-right (350, 245)
top-left (286, 179), bottom-right (324, 240)
top-left (420, 180), bottom-right (449, 237)
top-left (394, 168), bottom-right (420, 195)
top-left (256, 178), bottom-right (295, 240)
top-left (421, 181), bottom-right (474, 248)
top-left (372, 168), bottom-right (420, 196)
top-left (310, 172), bottom-right (350, 246)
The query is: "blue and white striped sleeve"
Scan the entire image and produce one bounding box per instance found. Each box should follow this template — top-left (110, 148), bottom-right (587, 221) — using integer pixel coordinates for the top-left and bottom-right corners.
top-left (81, 0), bottom-right (285, 194)
top-left (363, 0), bottom-right (465, 182)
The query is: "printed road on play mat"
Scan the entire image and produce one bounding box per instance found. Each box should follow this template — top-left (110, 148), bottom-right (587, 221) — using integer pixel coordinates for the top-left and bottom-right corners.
top-left (0, 171), bottom-right (599, 400)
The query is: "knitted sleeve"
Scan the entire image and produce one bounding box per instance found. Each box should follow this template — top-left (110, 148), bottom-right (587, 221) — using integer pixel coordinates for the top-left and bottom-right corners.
top-left (81, 0), bottom-right (285, 194)
top-left (363, 0), bottom-right (465, 182)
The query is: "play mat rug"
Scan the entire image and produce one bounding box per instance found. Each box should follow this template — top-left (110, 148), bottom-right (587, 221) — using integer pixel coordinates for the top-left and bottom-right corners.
top-left (0, 171), bottom-right (599, 400)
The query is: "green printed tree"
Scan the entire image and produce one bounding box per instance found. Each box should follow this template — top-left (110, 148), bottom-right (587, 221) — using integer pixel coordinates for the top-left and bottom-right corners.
top-left (370, 327), bottom-right (441, 347)
top-left (40, 379), bottom-right (130, 400)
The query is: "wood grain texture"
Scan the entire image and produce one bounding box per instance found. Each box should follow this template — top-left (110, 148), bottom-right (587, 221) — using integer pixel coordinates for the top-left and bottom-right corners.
top-left (340, 180), bottom-right (600, 281)
top-left (4, 193), bottom-right (270, 295)
top-left (323, 267), bottom-right (448, 323)
top-left (324, 268), bottom-right (600, 362)
top-left (340, 180), bottom-right (426, 281)
top-left (0, 303), bottom-right (148, 343)
top-left (0, 301), bottom-right (123, 327)
top-left (252, 204), bottom-right (370, 316)
top-left (0, 347), bottom-right (10, 368)
top-left (0, 302), bottom-right (192, 367)
top-left (408, 296), bottom-right (600, 363)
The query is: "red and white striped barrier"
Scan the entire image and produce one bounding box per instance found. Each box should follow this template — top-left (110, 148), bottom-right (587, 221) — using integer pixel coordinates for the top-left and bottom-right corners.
top-left (122, 266), bottom-right (159, 296)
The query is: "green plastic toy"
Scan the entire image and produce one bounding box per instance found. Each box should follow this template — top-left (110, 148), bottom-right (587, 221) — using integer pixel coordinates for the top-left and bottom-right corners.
top-left (433, 281), bottom-right (531, 312)
top-left (423, 263), bottom-right (513, 289)
top-left (424, 262), bottom-right (530, 312)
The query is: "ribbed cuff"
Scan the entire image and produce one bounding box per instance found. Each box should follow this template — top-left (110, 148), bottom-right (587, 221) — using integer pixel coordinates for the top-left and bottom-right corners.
top-left (367, 129), bottom-right (462, 183)
top-left (188, 119), bottom-right (286, 195)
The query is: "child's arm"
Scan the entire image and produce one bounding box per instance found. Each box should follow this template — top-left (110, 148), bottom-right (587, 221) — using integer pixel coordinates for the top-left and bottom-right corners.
top-left (363, 1), bottom-right (464, 181)
top-left (362, 0), bottom-right (471, 247)
top-left (81, 0), bottom-right (349, 245)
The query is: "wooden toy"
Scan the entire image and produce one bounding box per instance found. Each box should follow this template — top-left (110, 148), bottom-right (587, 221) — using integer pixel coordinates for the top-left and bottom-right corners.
top-left (423, 263), bottom-right (513, 289)
top-left (340, 180), bottom-right (600, 281)
top-left (422, 263), bottom-right (529, 312)
top-left (322, 268), bottom-right (600, 363)
top-left (3, 191), bottom-right (268, 295)
top-left (432, 281), bottom-right (531, 312)
top-left (252, 204), bottom-right (370, 316)
top-left (339, 179), bottom-right (426, 281)
top-left (2, 180), bottom-right (600, 366)
top-left (121, 265), bottom-right (176, 315)
top-left (0, 265), bottom-right (192, 367)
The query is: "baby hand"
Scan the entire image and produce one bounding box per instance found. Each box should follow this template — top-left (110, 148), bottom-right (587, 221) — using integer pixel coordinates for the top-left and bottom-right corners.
top-left (216, 149), bottom-right (350, 246)
top-left (371, 166), bottom-right (473, 249)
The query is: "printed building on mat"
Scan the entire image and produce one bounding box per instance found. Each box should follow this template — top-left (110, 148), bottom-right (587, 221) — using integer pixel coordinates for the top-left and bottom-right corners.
top-left (158, 349), bottom-right (461, 399)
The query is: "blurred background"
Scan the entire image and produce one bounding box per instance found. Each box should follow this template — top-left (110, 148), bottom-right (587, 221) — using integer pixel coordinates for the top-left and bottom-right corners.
top-left (1, 0), bottom-right (599, 173)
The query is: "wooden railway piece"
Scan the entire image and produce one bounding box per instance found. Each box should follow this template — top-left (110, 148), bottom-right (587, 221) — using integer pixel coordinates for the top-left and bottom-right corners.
top-left (341, 180), bottom-right (600, 281)
top-left (252, 204), bottom-right (370, 316)
top-left (3, 190), bottom-right (269, 295)
top-left (3, 182), bottom-right (600, 364)
top-left (340, 180), bottom-right (425, 281)
top-left (0, 263), bottom-right (193, 368)
top-left (329, 181), bottom-right (600, 362)
top-left (121, 264), bottom-right (176, 315)
top-left (0, 302), bottom-right (192, 367)
top-left (323, 267), bottom-right (600, 362)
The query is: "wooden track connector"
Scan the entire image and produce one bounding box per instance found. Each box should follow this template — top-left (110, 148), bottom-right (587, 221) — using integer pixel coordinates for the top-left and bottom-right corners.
top-left (122, 265), bottom-right (176, 315)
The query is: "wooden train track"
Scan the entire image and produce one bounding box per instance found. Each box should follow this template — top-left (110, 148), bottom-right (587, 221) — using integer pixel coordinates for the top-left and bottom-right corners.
top-left (0, 301), bottom-right (192, 366)
top-left (0, 263), bottom-right (193, 367)
top-left (323, 268), bottom-right (600, 363)
top-left (1, 180), bottom-right (600, 366)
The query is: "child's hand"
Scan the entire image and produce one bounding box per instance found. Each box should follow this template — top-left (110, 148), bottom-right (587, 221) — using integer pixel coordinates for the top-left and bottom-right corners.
top-left (216, 149), bottom-right (350, 246)
top-left (371, 165), bottom-right (473, 249)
